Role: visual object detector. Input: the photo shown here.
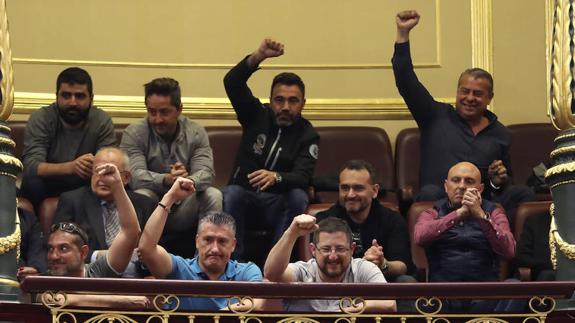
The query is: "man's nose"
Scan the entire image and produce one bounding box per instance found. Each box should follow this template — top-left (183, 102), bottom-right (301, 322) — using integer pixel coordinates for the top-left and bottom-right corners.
top-left (151, 115), bottom-right (162, 124)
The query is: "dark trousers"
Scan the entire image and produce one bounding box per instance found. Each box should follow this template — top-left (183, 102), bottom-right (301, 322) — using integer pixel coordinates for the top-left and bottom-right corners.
top-left (223, 184), bottom-right (308, 261)
top-left (20, 174), bottom-right (88, 209)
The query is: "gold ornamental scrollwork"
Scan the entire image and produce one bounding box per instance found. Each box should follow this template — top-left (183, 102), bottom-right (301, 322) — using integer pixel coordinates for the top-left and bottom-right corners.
top-left (0, 215), bottom-right (20, 256)
top-left (339, 297), bottom-right (366, 315)
top-left (549, 203), bottom-right (575, 268)
top-left (41, 290), bottom-right (69, 309)
top-left (548, 0), bottom-right (575, 130)
top-left (415, 296), bottom-right (443, 315)
top-left (54, 312), bottom-right (78, 323)
top-left (227, 296), bottom-right (256, 314)
top-left (151, 294), bottom-right (180, 312)
top-left (84, 313), bottom-right (138, 323)
top-left (0, 0), bottom-right (14, 121)
top-left (528, 296), bottom-right (556, 314)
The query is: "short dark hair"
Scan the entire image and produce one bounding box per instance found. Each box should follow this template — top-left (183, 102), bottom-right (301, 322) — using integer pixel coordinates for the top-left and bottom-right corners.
top-left (50, 222), bottom-right (89, 249)
top-left (270, 72), bottom-right (305, 98)
top-left (312, 217), bottom-right (353, 246)
top-left (458, 68), bottom-right (494, 95)
top-left (198, 211), bottom-right (236, 236)
top-left (341, 159), bottom-right (378, 184)
top-left (144, 77), bottom-right (182, 108)
top-left (56, 67), bottom-right (93, 95)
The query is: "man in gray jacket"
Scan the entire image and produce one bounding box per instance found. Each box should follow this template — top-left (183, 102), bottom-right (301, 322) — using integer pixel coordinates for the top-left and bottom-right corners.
top-left (120, 78), bottom-right (221, 257)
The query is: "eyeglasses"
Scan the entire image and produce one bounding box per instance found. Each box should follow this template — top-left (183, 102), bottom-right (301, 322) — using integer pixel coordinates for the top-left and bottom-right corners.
top-left (316, 245), bottom-right (350, 255)
top-left (50, 222), bottom-right (88, 245)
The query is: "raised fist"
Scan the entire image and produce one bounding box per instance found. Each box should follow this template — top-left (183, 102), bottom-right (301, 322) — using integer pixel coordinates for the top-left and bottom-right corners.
top-left (396, 10), bottom-right (420, 33)
top-left (256, 38), bottom-right (285, 59)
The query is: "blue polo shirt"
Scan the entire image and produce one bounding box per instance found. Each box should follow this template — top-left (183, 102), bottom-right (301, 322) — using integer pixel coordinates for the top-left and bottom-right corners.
top-left (167, 254), bottom-right (262, 311)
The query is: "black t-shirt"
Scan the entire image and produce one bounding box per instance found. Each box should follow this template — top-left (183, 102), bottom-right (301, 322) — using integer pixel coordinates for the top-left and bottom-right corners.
top-left (316, 200), bottom-right (414, 274)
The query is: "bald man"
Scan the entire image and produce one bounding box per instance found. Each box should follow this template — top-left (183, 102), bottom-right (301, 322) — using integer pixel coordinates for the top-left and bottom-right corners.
top-left (414, 162), bottom-right (515, 283)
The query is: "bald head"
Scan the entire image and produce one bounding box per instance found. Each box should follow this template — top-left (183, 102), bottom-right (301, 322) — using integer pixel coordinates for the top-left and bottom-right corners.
top-left (444, 162), bottom-right (484, 207)
top-left (91, 147), bottom-right (131, 201)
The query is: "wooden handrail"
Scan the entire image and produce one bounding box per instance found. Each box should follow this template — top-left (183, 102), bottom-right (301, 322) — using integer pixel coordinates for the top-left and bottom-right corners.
top-left (20, 277), bottom-right (575, 300)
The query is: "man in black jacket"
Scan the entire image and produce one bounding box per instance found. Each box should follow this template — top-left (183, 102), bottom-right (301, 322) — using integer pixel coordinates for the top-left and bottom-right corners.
top-left (223, 38), bottom-right (319, 260)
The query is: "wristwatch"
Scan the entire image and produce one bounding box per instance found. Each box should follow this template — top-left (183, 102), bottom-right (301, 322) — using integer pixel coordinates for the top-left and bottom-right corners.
top-left (274, 172), bottom-right (283, 184)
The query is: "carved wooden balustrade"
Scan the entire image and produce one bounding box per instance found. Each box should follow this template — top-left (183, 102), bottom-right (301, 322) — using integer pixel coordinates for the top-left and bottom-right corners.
top-left (5, 276), bottom-right (574, 323)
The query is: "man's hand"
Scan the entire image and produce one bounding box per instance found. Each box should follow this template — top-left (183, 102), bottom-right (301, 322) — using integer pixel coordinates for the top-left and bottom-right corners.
top-left (247, 38), bottom-right (285, 68)
top-left (363, 239), bottom-right (385, 268)
top-left (16, 266), bottom-right (39, 281)
top-left (288, 214), bottom-right (319, 238)
top-left (462, 188), bottom-right (486, 220)
top-left (163, 162), bottom-right (189, 187)
top-left (165, 177), bottom-right (196, 203)
top-left (488, 160), bottom-right (508, 187)
top-left (248, 169), bottom-right (278, 191)
top-left (396, 10), bottom-right (420, 43)
top-left (94, 163), bottom-right (123, 192)
top-left (72, 153), bottom-right (94, 179)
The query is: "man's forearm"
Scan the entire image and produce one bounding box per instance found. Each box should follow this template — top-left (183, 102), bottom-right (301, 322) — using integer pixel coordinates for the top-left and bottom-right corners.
top-left (247, 53), bottom-right (266, 69)
top-left (37, 161), bottom-right (74, 177)
top-left (114, 186), bottom-right (141, 243)
top-left (264, 230), bottom-right (298, 282)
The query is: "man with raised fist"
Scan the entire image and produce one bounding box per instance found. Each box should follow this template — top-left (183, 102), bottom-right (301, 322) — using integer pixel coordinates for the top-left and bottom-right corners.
top-left (138, 177), bottom-right (262, 311)
top-left (223, 39), bottom-right (320, 261)
top-left (393, 10), bottom-right (533, 225)
top-left (264, 214), bottom-right (396, 313)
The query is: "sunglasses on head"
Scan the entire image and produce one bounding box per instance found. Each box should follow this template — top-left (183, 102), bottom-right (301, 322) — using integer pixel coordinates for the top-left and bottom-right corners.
top-left (50, 222), bottom-right (89, 245)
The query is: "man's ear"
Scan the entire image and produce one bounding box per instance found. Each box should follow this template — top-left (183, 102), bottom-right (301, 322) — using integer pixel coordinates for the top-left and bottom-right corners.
top-left (351, 241), bottom-right (357, 254)
top-left (372, 183), bottom-right (380, 199)
top-left (80, 245), bottom-right (90, 261)
top-left (122, 170), bottom-right (131, 186)
top-left (478, 183), bottom-right (484, 195)
top-left (309, 243), bottom-right (316, 258)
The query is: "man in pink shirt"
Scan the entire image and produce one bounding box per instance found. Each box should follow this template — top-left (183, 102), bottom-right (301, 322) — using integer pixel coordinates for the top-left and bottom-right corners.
top-left (414, 162), bottom-right (516, 311)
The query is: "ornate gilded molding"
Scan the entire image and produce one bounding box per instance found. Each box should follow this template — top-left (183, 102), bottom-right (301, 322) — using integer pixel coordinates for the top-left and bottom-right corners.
top-left (470, 0), bottom-right (494, 112)
top-left (35, 291), bottom-right (558, 323)
top-left (13, 92), bottom-right (456, 120)
top-left (548, 0), bottom-right (575, 130)
top-left (12, 58), bottom-right (442, 70)
top-left (470, 0), bottom-right (493, 72)
top-left (0, 0), bottom-right (14, 121)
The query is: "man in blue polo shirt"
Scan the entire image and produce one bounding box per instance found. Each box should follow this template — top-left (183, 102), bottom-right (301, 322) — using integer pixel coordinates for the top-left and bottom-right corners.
top-left (138, 177), bottom-right (262, 311)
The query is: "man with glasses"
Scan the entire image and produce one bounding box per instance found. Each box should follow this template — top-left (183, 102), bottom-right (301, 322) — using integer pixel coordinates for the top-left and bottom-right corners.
top-left (53, 147), bottom-right (155, 270)
top-left (21, 67), bottom-right (116, 209)
top-left (223, 38), bottom-right (319, 261)
top-left (392, 10), bottom-right (533, 225)
top-left (264, 215), bottom-right (396, 312)
top-left (138, 177), bottom-right (262, 311)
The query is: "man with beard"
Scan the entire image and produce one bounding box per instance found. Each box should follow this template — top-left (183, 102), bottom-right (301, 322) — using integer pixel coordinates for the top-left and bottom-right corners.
top-left (264, 215), bottom-right (396, 312)
top-left (392, 11), bottom-right (533, 225)
top-left (120, 77), bottom-right (221, 258)
top-left (138, 177), bottom-right (262, 311)
top-left (223, 38), bottom-right (319, 261)
top-left (53, 147), bottom-right (155, 272)
top-left (414, 162), bottom-right (516, 311)
top-left (43, 162), bottom-right (149, 308)
top-left (21, 67), bottom-right (116, 208)
top-left (316, 160), bottom-right (413, 282)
